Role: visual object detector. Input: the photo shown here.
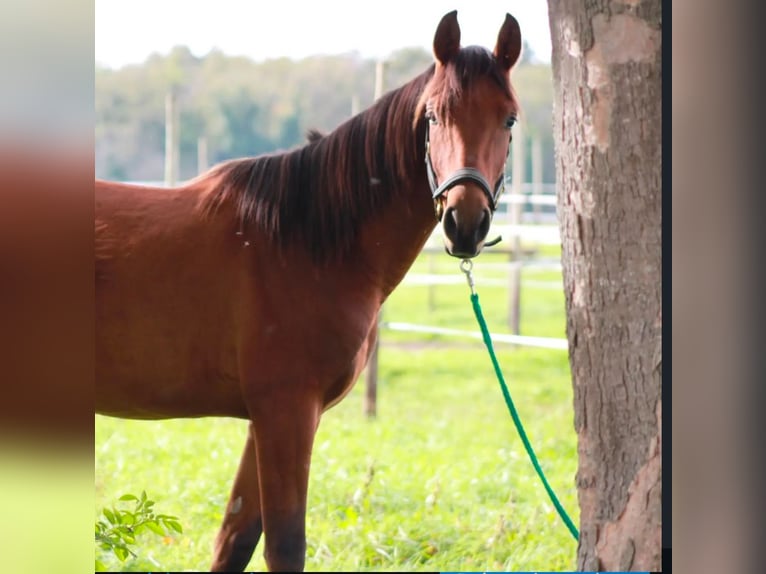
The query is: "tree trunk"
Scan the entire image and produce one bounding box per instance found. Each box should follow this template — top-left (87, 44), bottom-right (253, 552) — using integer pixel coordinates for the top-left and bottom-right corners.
top-left (546, 1), bottom-right (662, 570)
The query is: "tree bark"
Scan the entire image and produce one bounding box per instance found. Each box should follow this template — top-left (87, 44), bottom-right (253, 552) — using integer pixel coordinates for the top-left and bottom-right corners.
top-left (546, 1), bottom-right (662, 570)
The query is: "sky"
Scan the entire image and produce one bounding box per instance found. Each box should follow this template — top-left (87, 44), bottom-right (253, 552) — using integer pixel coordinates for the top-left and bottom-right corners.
top-left (95, 1), bottom-right (552, 69)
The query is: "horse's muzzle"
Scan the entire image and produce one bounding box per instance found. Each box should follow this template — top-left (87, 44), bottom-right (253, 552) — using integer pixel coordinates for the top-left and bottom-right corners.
top-left (442, 205), bottom-right (491, 259)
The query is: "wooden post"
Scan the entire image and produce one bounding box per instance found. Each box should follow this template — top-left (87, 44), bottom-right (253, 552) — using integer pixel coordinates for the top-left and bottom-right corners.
top-left (364, 317), bottom-right (380, 418)
top-left (532, 136), bottom-right (543, 223)
top-left (164, 91), bottom-right (179, 187)
top-left (508, 122), bottom-right (525, 335)
top-left (365, 60), bottom-right (386, 418)
top-left (197, 136), bottom-right (208, 175)
top-left (374, 60), bottom-right (385, 100)
top-left (351, 93), bottom-right (360, 117)
top-left (427, 251), bottom-right (436, 312)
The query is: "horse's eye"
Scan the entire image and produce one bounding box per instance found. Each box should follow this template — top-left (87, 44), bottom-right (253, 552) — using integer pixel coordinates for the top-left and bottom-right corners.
top-left (426, 111), bottom-right (438, 126)
top-left (505, 116), bottom-right (517, 129)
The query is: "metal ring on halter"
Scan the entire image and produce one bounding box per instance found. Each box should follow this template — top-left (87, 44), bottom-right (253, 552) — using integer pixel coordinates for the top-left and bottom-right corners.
top-left (460, 259), bottom-right (476, 294)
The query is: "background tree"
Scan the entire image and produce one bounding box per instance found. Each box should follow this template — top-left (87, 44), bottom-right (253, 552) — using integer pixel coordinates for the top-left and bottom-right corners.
top-left (546, 1), bottom-right (662, 570)
top-left (95, 47), bottom-right (555, 182)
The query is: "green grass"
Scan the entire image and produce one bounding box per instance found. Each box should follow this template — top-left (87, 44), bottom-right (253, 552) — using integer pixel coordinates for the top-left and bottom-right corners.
top-left (95, 246), bottom-right (577, 572)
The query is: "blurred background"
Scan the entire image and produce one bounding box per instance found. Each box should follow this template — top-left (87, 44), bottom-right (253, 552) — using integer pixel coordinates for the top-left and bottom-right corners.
top-left (95, 1), bottom-right (555, 191)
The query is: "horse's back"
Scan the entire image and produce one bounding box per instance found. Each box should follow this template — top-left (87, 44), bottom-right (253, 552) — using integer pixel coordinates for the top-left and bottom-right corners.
top-left (95, 179), bottom-right (206, 296)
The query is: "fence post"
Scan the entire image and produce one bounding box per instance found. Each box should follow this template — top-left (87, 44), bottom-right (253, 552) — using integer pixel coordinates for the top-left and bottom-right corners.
top-left (364, 314), bottom-right (380, 418)
top-left (197, 136), bottom-right (208, 175)
top-left (427, 251), bottom-right (436, 312)
top-left (532, 136), bottom-right (543, 223)
top-left (164, 90), bottom-right (179, 187)
top-left (365, 60), bottom-right (385, 418)
top-left (374, 60), bottom-right (385, 100)
top-left (508, 122), bottom-right (525, 335)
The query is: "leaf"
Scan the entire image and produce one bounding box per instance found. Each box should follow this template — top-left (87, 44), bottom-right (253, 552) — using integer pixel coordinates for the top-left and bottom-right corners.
top-left (114, 546), bottom-right (128, 562)
top-left (95, 559), bottom-right (107, 572)
top-left (145, 520), bottom-right (166, 536)
top-left (103, 508), bottom-right (116, 524)
top-left (119, 494), bottom-right (138, 502)
top-left (112, 525), bottom-right (131, 541)
top-left (121, 511), bottom-right (137, 526)
top-left (166, 520), bottom-right (183, 533)
top-left (140, 490), bottom-right (147, 504)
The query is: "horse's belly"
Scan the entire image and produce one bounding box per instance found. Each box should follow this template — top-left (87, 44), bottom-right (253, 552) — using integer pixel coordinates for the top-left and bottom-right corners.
top-left (95, 371), bottom-right (248, 420)
top-left (95, 357), bottom-right (248, 420)
top-left (95, 307), bottom-right (246, 419)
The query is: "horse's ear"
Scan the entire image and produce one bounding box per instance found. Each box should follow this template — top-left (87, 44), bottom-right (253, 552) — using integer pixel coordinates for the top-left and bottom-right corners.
top-left (494, 13), bottom-right (522, 71)
top-left (433, 10), bottom-right (460, 65)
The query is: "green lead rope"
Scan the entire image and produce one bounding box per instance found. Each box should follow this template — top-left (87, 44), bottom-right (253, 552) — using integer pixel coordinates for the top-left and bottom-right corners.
top-left (469, 290), bottom-right (580, 541)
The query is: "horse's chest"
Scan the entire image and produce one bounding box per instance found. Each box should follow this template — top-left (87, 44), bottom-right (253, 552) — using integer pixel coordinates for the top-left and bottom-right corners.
top-left (320, 318), bottom-right (379, 411)
top-left (242, 267), bottom-right (384, 411)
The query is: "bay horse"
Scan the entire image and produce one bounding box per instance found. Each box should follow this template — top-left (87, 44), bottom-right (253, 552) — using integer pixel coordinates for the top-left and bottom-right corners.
top-left (95, 10), bottom-right (522, 572)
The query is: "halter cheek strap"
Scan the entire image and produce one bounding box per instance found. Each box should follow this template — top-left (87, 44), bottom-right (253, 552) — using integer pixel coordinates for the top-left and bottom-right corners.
top-left (425, 122), bottom-right (507, 220)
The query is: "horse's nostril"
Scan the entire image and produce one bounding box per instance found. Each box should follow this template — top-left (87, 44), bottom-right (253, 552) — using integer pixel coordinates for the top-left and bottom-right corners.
top-left (443, 206), bottom-right (458, 238)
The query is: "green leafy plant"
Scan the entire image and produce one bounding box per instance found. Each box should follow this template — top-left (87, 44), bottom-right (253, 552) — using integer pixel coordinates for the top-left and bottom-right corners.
top-left (95, 491), bottom-right (183, 571)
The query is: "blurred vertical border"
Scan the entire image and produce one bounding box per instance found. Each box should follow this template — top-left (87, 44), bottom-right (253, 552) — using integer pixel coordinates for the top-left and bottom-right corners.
top-left (0, 0), bottom-right (94, 573)
top-left (673, 1), bottom-right (764, 574)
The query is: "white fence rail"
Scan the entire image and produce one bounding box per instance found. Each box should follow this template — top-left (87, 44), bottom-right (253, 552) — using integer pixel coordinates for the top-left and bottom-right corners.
top-left (499, 192), bottom-right (558, 206)
top-left (382, 321), bottom-right (568, 350)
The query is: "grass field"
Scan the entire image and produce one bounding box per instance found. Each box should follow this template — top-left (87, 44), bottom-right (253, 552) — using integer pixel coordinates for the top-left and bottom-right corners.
top-left (95, 247), bottom-right (578, 572)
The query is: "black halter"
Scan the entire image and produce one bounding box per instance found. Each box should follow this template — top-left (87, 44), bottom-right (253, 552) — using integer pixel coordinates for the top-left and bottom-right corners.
top-left (424, 121), bottom-right (508, 220)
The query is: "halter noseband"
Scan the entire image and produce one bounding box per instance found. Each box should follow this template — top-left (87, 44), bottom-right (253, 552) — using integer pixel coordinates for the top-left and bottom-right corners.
top-left (425, 121), bottom-right (508, 220)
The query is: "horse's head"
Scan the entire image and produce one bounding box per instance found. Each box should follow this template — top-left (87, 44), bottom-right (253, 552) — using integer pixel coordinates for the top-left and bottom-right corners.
top-left (418, 11), bottom-right (522, 258)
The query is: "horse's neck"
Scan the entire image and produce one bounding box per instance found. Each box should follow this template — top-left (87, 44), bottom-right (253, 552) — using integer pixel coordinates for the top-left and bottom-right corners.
top-left (355, 178), bottom-right (437, 299)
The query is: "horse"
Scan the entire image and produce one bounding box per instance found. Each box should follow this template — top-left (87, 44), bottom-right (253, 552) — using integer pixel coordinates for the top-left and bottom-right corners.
top-left (95, 10), bottom-right (522, 572)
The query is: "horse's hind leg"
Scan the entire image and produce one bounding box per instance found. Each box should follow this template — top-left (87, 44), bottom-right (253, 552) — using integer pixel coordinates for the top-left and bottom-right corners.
top-left (211, 422), bottom-right (263, 572)
top-left (250, 387), bottom-right (322, 572)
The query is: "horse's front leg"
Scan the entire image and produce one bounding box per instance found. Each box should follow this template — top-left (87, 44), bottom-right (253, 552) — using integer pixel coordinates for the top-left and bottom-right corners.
top-left (250, 384), bottom-right (322, 572)
top-left (211, 422), bottom-right (263, 571)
